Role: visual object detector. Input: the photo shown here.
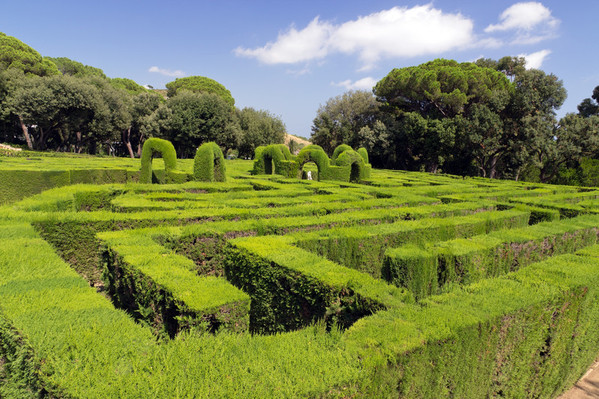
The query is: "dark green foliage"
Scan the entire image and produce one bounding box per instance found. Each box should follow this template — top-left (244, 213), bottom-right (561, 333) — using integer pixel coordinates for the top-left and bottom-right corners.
top-left (374, 59), bottom-right (512, 118)
top-left (109, 77), bottom-right (147, 95)
top-left (46, 56), bottom-right (106, 78)
top-left (237, 107), bottom-right (286, 159)
top-left (165, 75), bottom-right (234, 106)
top-left (0, 317), bottom-right (43, 398)
top-left (161, 91), bottom-right (241, 157)
top-left (139, 137), bottom-right (177, 184)
top-left (193, 142), bottom-right (226, 182)
top-left (224, 245), bottom-right (380, 334)
top-left (0, 32), bottom-right (59, 76)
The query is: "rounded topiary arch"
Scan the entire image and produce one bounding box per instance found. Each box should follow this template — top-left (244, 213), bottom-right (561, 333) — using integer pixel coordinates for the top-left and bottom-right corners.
top-left (194, 142), bottom-right (226, 182)
top-left (252, 144), bottom-right (294, 176)
top-left (331, 144), bottom-right (353, 163)
top-left (140, 138), bottom-right (177, 184)
top-left (295, 145), bottom-right (330, 180)
top-left (357, 147), bottom-right (369, 164)
top-left (335, 149), bottom-right (366, 183)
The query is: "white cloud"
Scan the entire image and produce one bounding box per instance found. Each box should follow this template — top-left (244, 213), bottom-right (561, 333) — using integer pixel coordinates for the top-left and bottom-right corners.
top-left (332, 77), bottom-right (378, 91)
top-left (234, 17), bottom-right (334, 64)
top-left (331, 5), bottom-right (474, 68)
top-left (148, 66), bottom-right (186, 78)
top-left (519, 49), bottom-right (551, 69)
top-left (235, 5), bottom-right (475, 69)
top-left (485, 2), bottom-right (559, 44)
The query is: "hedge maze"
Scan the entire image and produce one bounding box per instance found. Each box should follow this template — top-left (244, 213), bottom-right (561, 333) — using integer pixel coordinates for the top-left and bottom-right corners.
top-left (2, 151), bottom-right (599, 397)
top-left (252, 143), bottom-right (372, 182)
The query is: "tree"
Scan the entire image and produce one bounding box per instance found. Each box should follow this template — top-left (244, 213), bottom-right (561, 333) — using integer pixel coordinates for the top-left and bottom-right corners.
top-left (0, 32), bottom-right (59, 76)
top-left (161, 91), bottom-right (240, 157)
top-left (110, 78), bottom-right (147, 95)
top-left (374, 59), bottom-right (511, 119)
top-left (165, 76), bottom-right (234, 106)
top-left (456, 104), bottom-right (506, 178)
top-left (373, 59), bottom-right (511, 174)
top-left (502, 68), bottom-right (567, 180)
top-left (237, 108), bottom-right (286, 158)
top-left (310, 90), bottom-right (379, 155)
top-left (121, 91), bottom-right (164, 157)
top-left (578, 85), bottom-right (599, 118)
top-left (46, 57), bottom-right (106, 79)
top-left (531, 114), bottom-right (599, 183)
top-left (6, 75), bottom-right (114, 152)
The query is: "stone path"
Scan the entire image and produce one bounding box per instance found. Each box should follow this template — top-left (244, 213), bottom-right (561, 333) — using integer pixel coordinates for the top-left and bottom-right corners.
top-left (558, 361), bottom-right (599, 398)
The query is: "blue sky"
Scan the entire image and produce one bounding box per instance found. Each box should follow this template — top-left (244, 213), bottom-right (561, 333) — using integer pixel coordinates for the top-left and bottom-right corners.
top-left (1, 1), bottom-right (597, 137)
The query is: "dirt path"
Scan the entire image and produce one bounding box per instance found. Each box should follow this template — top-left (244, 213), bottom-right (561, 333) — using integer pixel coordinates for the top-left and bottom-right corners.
top-left (558, 361), bottom-right (599, 398)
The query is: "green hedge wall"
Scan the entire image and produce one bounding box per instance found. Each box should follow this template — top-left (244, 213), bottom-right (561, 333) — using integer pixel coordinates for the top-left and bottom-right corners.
top-left (0, 170), bottom-right (70, 204)
top-left (193, 142), bottom-right (227, 182)
top-left (345, 250), bottom-right (599, 397)
top-left (139, 138), bottom-right (178, 184)
top-left (383, 214), bottom-right (599, 300)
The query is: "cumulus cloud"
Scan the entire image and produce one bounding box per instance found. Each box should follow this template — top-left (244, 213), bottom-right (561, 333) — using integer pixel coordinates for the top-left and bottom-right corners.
top-left (519, 49), bottom-right (551, 69)
top-left (234, 17), bottom-right (334, 64)
top-left (485, 2), bottom-right (559, 44)
top-left (332, 77), bottom-right (378, 91)
top-left (148, 66), bottom-right (186, 78)
top-left (235, 5), bottom-right (475, 69)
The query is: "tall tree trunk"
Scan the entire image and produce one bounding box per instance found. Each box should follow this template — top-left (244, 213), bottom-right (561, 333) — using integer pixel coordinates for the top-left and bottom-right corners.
top-left (18, 115), bottom-right (33, 150)
top-left (76, 132), bottom-right (82, 153)
top-left (488, 155), bottom-right (499, 179)
top-left (136, 134), bottom-right (144, 157)
top-left (37, 127), bottom-right (47, 150)
top-left (123, 127), bottom-right (135, 158)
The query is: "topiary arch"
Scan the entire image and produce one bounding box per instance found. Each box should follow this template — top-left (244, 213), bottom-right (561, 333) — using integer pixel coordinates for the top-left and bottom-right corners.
top-left (335, 149), bottom-right (367, 183)
top-left (295, 145), bottom-right (330, 180)
top-left (194, 142), bottom-right (226, 182)
top-left (252, 143), bottom-right (372, 183)
top-left (140, 138), bottom-right (177, 184)
top-left (252, 144), bottom-right (297, 177)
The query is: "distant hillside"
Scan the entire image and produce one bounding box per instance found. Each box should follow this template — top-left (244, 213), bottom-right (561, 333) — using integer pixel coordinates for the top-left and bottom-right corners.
top-left (285, 134), bottom-right (310, 147)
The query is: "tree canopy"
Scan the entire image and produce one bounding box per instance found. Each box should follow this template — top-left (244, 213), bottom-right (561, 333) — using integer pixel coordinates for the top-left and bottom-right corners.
top-left (46, 57), bottom-right (106, 79)
top-left (0, 32), bottom-right (59, 76)
top-left (374, 59), bottom-right (512, 118)
top-left (237, 108), bottom-right (286, 158)
top-left (311, 90), bottom-right (379, 155)
top-left (161, 91), bottom-right (240, 157)
top-left (165, 76), bottom-right (235, 106)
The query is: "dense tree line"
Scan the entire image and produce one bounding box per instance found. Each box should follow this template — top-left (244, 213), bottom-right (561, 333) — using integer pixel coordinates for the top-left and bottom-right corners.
top-left (0, 32), bottom-right (286, 157)
top-left (311, 58), bottom-right (599, 184)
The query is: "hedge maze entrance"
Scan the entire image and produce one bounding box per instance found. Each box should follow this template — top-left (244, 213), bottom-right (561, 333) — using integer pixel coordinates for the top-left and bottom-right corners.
top-left (2, 153), bottom-right (599, 397)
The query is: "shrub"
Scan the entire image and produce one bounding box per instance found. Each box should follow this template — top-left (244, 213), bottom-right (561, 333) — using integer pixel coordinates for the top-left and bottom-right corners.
top-left (193, 142), bottom-right (226, 182)
top-left (139, 138), bottom-right (177, 184)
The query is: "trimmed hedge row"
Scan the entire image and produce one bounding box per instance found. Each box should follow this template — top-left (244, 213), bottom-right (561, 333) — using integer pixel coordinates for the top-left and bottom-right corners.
top-left (294, 209), bottom-right (531, 278)
top-left (98, 230), bottom-right (249, 336)
top-left (383, 214), bottom-right (599, 300)
top-left (3, 157), bottom-right (599, 397)
top-left (343, 248), bottom-right (599, 397)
